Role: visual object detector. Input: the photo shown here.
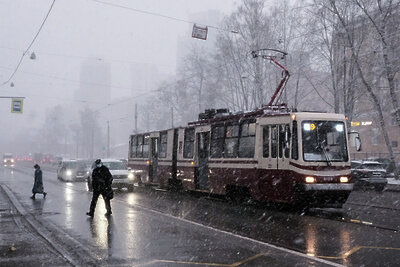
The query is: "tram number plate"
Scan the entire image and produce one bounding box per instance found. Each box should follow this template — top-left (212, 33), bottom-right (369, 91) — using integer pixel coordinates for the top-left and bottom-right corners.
top-left (323, 177), bottom-right (335, 182)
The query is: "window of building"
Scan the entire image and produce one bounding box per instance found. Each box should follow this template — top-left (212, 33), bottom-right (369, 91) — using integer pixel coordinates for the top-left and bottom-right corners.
top-left (239, 122), bottom-right (256, 158)
top-left (183, 128), bottom-right (195, 158)
top-left (371, 128), bottom-right (379, 146)
top-left (224, 124), bottom-right (239, 158)
top-left (392, 141), bottom-right (398, 148)
top-left (159, 131), bottom-right (168, 158)
top-left (211, 125), bottom-right (224, 158)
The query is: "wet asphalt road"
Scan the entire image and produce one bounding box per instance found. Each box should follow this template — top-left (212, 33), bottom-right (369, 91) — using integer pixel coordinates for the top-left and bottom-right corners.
top-left (1, 165), bottom-right (400, 266)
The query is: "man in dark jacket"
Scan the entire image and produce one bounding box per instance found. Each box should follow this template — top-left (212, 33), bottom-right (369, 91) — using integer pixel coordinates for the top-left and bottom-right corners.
top-left (31, 164), bottom-right (47, 199)
top-left (87, 159), bottom-right (113, 217)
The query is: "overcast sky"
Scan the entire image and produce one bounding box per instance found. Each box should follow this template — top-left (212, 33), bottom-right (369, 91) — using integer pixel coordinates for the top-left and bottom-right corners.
top-left (0, 0), bottom-right (237, 151)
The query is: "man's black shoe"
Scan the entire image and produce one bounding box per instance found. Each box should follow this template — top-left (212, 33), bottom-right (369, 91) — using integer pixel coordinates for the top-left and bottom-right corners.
top-left (86, 212), bottom-right (94, 217)
top-left (43, 192), bottom-right (47, 198)
top-left (105, 212), bottom-right (112, 217)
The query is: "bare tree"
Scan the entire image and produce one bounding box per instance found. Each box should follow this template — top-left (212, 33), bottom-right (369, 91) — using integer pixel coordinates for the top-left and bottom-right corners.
top-left (327, 0), bottom-right (399, 178)
top-left (354, 0), bottom-right (400, 127)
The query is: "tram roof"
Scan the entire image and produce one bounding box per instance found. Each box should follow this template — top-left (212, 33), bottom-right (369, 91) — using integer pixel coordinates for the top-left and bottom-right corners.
top-left (188, 106), bottom-right (345, 126)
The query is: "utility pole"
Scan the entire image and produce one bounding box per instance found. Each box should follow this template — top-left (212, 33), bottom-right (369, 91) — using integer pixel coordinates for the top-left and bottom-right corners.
top-left (107, 120), bottom-right (110, 158)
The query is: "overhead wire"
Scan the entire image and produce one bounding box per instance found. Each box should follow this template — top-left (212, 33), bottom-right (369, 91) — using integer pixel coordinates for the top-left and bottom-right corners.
top-left (89, 0), bottom-right (238, 34)
top-left (0, 0), bottom-right (56, 87)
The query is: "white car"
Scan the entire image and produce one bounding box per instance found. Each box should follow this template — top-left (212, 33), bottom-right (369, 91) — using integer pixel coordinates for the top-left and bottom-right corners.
top-left (87, 159), bottom-right (136, 192)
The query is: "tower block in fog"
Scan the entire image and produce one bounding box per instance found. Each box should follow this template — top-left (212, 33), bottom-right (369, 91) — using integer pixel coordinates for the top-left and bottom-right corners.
top-left (74, 59), bottom-right (111, 110)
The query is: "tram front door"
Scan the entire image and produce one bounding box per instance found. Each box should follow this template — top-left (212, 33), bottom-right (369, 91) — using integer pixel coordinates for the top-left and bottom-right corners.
top-left (196, 132), bottom-right (209, 190)
top-left (150, 137), bottom-right (159, 183)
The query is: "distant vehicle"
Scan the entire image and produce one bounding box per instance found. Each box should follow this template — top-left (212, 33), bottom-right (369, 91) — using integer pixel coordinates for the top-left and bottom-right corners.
top-left (57, 159), bottom-right (89, 182)
top-left (364, 157), bottom-right (396, 176)
top-left (41, 154), bottom-right (55, 164)
top-left (87, 159), bottom-right (136, 192)
top-left (351, 160), bottom-right (387, 191)
top-left (3, 153), bottom-right (14, 168)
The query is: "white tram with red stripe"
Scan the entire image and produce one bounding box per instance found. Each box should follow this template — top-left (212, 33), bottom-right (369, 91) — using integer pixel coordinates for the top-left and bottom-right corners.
top-left (128, 106), bottom-right (356, 208)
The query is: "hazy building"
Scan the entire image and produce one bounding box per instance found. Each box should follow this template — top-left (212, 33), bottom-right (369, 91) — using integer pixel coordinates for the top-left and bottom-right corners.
top-left (74, 59), bottom-right (111, 110)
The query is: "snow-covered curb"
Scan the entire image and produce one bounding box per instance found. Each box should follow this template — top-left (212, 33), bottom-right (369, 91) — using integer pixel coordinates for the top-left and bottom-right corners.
top-left (387, 178), bottom-right (400, 185)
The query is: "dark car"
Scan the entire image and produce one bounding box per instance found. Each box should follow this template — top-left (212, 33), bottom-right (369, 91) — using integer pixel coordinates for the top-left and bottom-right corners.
top-left (364, 157), bottom-right (396, 176)
top-left (57, 159), bottom-right (89, 182)
top-left (351, 160), bottom-right (387, 191)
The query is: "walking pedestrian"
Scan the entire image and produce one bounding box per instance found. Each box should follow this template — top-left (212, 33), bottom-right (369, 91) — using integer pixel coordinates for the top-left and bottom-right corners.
top-left (31, 164), bottom-right (47, 199)
top-left (86, 159), bottom-right (113, 217)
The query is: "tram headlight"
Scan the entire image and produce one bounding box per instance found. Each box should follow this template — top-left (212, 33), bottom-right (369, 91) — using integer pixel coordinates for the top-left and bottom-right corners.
top-left (128, 173), bottom-right (134, 179)
top-left (340, 176), bottom-right (349, 183)
top-left (305, 176), bottom-right (316, 183)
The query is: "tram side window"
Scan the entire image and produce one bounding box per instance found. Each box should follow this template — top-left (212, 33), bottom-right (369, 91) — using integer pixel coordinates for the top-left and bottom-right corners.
top-left (263, 126), bottom-right (269, 158)
top-left (159, 131), bottom-right (168, 158)
top-left (136, 135), bottom-right (143, 158)
top-left (284, 124), bottom-right (291, 158)
top-left (291, 121), bottom-right (298, 160)
top-left (143, 135), bottom-right (150, 158)
top-left (271, 126), bottom-right (278, 158)
top-left (211, 125), bottom-right (224, 158)
top-left (239, 123), bottom-right (256, 158)
top-left (224, 125), bottom-right (239, 158)
top-left (130, 136), bottom-right (137, 158)
top-left (183, 128), bottom-right (195, 158)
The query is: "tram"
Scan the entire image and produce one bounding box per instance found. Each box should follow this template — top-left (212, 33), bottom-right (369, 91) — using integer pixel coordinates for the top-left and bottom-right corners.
top-left (128, 106), bottom-right (358, 208)
top-left (128, 49), bottom-right (359, 208)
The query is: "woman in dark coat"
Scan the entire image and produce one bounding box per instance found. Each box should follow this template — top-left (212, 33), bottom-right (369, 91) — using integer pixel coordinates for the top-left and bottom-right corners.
top-left (31, 164), bottom-right (47, 199)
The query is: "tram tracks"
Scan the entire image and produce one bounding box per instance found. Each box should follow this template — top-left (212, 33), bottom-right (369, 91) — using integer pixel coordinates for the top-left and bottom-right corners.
top-left (0, 182), bottom-right (103, 266)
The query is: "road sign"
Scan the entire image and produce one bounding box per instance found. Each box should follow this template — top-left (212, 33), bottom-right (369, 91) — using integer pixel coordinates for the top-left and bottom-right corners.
top-left (192, 24), bottom-right (208, 40)
top-left (11, 98), bottom-right (23, 113)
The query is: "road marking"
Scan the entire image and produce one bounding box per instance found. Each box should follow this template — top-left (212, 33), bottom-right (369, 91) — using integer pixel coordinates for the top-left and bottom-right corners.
top-left (317, 246), bottom-right (400, 259)
top-left (114, 198), bottom-right (344, 267)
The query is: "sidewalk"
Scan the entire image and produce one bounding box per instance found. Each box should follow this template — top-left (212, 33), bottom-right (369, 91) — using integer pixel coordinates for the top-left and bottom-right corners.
top-left (0, 184), bottom-right (70, 266)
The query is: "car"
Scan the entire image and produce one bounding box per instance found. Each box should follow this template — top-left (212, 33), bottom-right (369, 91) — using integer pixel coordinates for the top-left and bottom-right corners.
top-left (57, 159), bottom-right (89, 182)
top-left (351, 160), bottom-right (388, 191)
top-left (364, 157), bottom-right (396, 176)
top-left (87, 159), bottom-right (136, 192)
top-left (3, 153), bottom-right (14, 168)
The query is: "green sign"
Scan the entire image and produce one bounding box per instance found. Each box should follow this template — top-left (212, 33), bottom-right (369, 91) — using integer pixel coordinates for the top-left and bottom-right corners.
top-left (11, 98), bottom-right (23, 113)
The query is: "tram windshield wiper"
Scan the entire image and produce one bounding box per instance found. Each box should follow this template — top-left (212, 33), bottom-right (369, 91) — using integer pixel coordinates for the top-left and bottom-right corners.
top-left (316, 140), bottom-right (332, 166)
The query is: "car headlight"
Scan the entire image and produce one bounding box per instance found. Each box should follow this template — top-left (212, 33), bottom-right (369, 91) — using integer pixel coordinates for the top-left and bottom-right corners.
top-left (3, 159), bottom-right (6, 163)
top-left (128, 173), bottom-right (134, 179)
top-left (66, 170), bottom-right (72, 176)
top-left (11, 159), bottom-right (14, 163)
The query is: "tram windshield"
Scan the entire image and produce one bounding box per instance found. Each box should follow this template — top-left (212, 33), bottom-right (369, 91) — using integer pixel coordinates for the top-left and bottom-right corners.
top-left (302, 121), bottom-right (348, 163)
